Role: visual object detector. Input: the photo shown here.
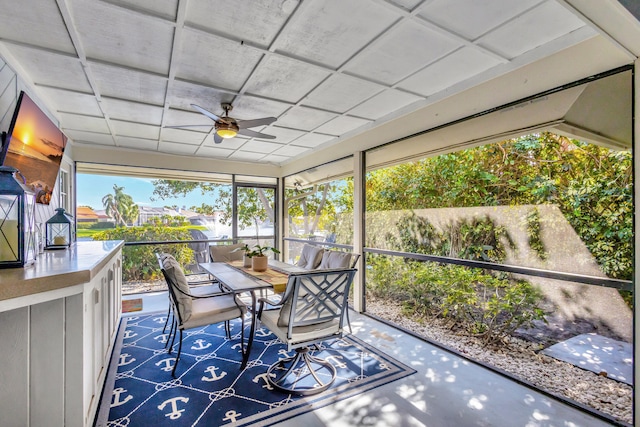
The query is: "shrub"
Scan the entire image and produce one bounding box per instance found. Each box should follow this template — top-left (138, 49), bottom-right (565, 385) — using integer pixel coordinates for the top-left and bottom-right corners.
top-left (526, 208), bottom-right (548, 261)
top-left (91, 221), bottom-right (116, 229)
top-left (367, 254), bottom-right (546, 345)
top-left (93, 225), bottom-right (194, 281)
top-left (77, 221), bottom-right (116, 230)
top-left (385, 212), bottom-right (511, 263)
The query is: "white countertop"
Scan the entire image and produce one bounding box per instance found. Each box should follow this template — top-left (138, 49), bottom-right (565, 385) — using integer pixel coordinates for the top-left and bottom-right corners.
top-left (0, 240), bottom-right (124, 302)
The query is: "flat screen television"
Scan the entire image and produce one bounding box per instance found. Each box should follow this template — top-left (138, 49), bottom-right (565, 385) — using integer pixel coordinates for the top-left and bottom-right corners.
top-left (0, 91), bottom-right (67, 204)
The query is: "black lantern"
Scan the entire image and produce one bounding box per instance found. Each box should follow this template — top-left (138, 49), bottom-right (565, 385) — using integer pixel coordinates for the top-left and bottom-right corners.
top-left (45, 208), bottom-right (72, 249)
top-left (0, 166), bottom-right (37, 268)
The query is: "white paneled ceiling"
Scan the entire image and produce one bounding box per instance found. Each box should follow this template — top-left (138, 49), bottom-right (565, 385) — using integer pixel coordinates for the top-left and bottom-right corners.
top-left (0, 0), bottom-right (628, 167)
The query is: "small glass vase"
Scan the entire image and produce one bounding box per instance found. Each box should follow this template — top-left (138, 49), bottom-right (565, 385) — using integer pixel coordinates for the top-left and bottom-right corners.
top-left (243, 254), bottom-right (252, 268)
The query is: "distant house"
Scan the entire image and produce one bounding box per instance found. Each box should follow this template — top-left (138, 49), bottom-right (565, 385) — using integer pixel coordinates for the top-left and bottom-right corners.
top-left (135, 205), bottom-right (208, 225)
top-left (176, 206), bottom-right (200, 221)
top-left (76, 207), bottom-right (99, 223)
top-left (136, 206), bottom-right (174, 225)
top-left (94, 210), bottom-right (112, 223)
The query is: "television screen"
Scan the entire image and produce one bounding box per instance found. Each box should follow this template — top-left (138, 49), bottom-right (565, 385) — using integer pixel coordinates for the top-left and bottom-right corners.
top-left (0, 91), bottom-right (67, 204)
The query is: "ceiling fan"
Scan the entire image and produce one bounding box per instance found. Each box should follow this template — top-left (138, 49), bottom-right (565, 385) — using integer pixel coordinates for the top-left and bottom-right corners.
top-left (168, 103), bottom-right (277, 144)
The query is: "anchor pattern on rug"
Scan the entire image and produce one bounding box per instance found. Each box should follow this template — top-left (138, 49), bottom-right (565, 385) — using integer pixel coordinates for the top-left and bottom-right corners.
top-left (202, 365), bottom-right (227, 382)
top-left (253, 372), bottom-right (277, 390)
top-left (192, 339), bottom-right (211, 350)
top-left (111, 387), bottom-right (133, 408)
top-left (158, 396), bottom-right (189, 419)
top-left (104, 314), bottom-right (415, 427)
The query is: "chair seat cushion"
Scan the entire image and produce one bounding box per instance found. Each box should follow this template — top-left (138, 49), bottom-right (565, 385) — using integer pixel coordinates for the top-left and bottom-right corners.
top-left (182, 295), bottom-right (247, 330)
top-left (261, 309), bottom-right (340, 347)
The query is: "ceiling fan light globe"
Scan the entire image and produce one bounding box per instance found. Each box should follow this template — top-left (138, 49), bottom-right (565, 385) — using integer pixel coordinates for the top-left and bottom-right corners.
top-left (215, 121), bottom-right (239, 139)
top-left (217, 129), bottom-right (237, 138)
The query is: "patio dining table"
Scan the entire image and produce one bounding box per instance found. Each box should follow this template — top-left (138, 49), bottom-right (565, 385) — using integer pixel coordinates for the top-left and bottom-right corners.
top-left (199, 260), bottom-right (306, 368)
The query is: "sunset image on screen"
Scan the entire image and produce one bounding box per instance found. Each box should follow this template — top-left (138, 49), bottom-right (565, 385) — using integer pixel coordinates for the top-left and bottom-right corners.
top-left (2, 92), bottom-right (66, 204)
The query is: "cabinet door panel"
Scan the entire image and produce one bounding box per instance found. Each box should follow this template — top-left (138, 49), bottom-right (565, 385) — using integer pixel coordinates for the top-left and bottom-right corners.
top-left (31, 299), bottom-right (65, 426)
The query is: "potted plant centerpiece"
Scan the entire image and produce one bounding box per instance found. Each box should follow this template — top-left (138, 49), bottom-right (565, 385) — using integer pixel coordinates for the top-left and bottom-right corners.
top-left (250, 244), bottom-right (280, 272)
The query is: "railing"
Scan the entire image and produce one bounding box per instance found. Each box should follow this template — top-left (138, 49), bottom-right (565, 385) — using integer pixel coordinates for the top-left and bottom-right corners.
top-left (354, 246), bottom-right (632, 427)
top-left (120, 237), bottom-right (275, 295)
top-left (283, 237), bottom-right (631, 290)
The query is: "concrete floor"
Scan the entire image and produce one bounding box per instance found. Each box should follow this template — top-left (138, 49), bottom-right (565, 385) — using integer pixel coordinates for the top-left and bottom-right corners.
top-left (121, 292), bottom-right (616, 427)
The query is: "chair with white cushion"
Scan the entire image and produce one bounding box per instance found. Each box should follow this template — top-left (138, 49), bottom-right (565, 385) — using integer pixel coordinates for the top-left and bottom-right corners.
top-left (155, 253), bottom-right (220, 338)
top-left (209, 242), bottom-right (246, 262)
top-left (257, 268), bottom-right (357, 395)
top-left (316, 251), bottom-right (360, 331)
top-left (295, 244), bottom-right (324, 269)
top-left (317, 250), bottom-right (360, 269)
top-left (157, 252), bottom-right (248, 377)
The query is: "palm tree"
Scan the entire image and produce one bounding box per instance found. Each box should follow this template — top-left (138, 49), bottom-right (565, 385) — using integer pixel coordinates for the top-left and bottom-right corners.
top-left (102, 184), bottom-right (138, 226)
top-left (120, 200), bottom-right (139, 225)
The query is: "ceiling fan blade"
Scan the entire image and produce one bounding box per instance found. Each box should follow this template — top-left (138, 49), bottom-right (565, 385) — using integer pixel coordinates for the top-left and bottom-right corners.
top-left (213, 133), bottom-right (223, 144)
top-left (238, 128), bottom-right (276, 139)
top-left (238, 117), bottom-right (277, 129)
top-left (164, 124), bottom-right (213, 128)
top-left (191, 104), bottom-right (221, 122)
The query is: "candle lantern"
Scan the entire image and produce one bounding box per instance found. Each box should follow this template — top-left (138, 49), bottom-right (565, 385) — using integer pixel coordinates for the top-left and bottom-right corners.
top-left (45, 208), bottom-right (73, 249)
top-left (0, 166), bottom-right (37, 268)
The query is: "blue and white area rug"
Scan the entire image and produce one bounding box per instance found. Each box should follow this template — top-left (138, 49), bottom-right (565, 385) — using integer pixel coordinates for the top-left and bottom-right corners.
top-left (98, 313), bottom-right (415, 426)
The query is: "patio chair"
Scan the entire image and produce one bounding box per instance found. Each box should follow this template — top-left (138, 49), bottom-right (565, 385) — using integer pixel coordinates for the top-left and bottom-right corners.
top-left (155, 253), bottom-right (220, 337)
top-left (257, 268), bottom-right (357, 395)
top-left (157, 252), bottom-right (247, 377)
top-left (317, 250), bottom-right (360, 269)
top-left (316, 250), bottom-right (360, 331)
top-left (295, 243), bottom-right (324, 269)
top-left (209, 242), bottom-right (245, 262)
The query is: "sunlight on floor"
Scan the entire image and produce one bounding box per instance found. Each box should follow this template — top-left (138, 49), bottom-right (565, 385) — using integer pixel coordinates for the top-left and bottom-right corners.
top-left (122, 292), bottom-right (619, 427)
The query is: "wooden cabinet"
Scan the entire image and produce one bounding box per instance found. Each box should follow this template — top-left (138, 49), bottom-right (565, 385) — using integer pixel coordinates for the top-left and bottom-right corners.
top-left (0, 241), bottom-right (123, 427)
top-left (83, 249), bottom-right (122, 426)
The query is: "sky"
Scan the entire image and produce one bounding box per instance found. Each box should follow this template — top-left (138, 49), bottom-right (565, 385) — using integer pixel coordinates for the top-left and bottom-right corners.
top-left (76, 173), bottom-right (208, 211)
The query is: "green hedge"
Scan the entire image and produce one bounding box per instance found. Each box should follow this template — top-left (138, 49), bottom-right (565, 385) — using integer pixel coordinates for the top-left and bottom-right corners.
top-left (93, 225), bottom-right (195, 281)
top-left (367, 255), bottom-right (545, 345)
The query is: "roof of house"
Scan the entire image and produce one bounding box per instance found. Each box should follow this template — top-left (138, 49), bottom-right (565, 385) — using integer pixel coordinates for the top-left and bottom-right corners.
top-left (76, 206), bottom-right (99, 220)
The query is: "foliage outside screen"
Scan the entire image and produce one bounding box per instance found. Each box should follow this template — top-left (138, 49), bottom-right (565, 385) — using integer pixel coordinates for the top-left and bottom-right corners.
top-left (94, 226), bottom-right (194, 281)
top-left (286, 132), bottom-right (630, 280)
top-left (363, 133), bottom-right (632, 280)
top-left (286, 181), bottom-right (353, 244)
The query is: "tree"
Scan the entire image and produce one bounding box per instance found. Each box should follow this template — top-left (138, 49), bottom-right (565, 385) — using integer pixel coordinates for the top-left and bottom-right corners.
top-left (101, 185), bottom-right (139, 226)
top-left (120, 200), bottom-right (139, 226)
top-left (233, 186), bottom-right (274, 236)
top-left (286, 183), bottom-right (336, 237)
top-left (151, 180), bottom-right (275, 237)
top-left (357, 132), bottom-right (632, 280)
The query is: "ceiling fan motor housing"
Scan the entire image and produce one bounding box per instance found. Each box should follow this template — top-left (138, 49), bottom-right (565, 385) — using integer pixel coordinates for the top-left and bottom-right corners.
top-left (216, 121), bottom-right (239, 138)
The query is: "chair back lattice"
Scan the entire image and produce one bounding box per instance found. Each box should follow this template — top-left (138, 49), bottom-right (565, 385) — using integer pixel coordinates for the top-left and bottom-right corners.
top-left (281, 268), bottom-right (357, 340)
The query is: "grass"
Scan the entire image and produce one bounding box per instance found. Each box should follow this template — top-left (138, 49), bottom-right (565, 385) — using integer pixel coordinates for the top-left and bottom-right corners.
top-left (77, 228), bottom-right (102, 238)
